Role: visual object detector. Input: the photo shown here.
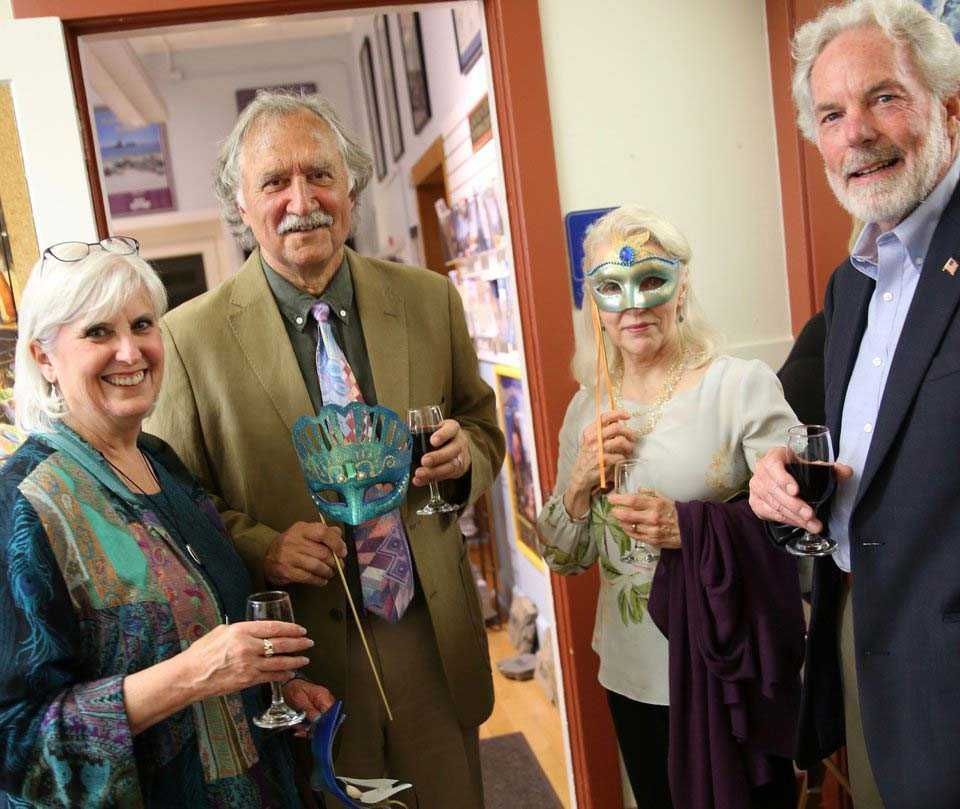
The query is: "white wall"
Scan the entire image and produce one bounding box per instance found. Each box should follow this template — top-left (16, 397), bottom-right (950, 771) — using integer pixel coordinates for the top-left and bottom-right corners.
top-left (133, 35), bottom-right (361, 215)
top-left (349, 5), bottom-right (491, 261)
top-left (0, 1), bottom-right (11, 21)
top-left (538, 0), bottom-right (793, 368)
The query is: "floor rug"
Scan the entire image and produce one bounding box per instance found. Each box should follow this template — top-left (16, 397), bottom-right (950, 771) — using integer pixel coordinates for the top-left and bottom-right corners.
top-left (480, 732), bottom-right (564, 809)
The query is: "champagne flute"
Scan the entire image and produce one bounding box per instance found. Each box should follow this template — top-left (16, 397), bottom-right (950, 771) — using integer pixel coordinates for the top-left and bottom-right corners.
top-left (246, 590), bottom-right (307, 729)
top-left (614, 459), bottom-right (660, 565)
top-left (784, 424), bottom-right (838, 557)
top-left (408, 405), bottom-right (460, 515)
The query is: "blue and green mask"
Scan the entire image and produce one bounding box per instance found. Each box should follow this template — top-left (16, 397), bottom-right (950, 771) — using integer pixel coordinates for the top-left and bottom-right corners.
top-left (585, 232), bottom-right (681, 312)
top-left (292, 403), bottom-right (412, 526)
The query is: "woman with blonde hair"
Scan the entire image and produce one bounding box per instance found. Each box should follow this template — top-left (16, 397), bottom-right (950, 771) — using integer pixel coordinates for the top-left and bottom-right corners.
top-left (538, 205), bottom-right (801, 808)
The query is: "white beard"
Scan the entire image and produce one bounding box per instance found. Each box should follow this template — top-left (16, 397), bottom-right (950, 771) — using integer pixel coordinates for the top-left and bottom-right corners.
top-left (825, 105), bottom-right (951, 225)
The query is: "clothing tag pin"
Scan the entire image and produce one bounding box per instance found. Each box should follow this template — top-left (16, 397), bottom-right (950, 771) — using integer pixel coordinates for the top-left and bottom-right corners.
top-left (943, 257), bottom-right (958, 276)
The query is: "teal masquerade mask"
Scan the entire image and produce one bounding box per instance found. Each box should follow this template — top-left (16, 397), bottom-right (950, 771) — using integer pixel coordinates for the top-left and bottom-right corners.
top-left (585, 232), bottom-right (681, 312)
top-left (292, 403), bottom-right (412, 526)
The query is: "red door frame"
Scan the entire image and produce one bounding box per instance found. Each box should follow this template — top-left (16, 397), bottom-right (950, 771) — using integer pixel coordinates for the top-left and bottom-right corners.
top-left (11, 0), bottom-right (623, 805)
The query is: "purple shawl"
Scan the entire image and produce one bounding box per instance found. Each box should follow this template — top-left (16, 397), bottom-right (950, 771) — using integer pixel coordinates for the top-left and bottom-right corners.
top-left (648, 499), bottom-right (804, 809)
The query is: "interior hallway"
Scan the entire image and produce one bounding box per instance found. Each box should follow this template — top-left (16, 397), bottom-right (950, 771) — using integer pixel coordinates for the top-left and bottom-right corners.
top-left (480, 626), bottom-right (570, 808)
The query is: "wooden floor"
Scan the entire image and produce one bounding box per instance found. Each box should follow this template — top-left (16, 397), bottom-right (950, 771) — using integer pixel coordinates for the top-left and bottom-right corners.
top-left (480, 626), bottom-right (571, 808)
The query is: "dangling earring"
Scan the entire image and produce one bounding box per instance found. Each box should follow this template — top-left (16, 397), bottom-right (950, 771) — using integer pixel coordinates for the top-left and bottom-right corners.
top-left (677, 298), bottom-right (686, 323)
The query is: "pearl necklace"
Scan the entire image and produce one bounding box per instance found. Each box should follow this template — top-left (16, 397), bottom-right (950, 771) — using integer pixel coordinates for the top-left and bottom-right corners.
top-left (613, 351), bottom-right (690, 438)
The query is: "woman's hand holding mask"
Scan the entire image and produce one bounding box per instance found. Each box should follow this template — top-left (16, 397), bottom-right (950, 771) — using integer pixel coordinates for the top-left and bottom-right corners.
top-left (563, 411), bottom-right (637, 519)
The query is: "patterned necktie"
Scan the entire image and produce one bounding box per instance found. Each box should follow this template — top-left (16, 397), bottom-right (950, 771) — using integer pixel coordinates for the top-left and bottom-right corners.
top-left (311, 301), bottom-right (414, 622)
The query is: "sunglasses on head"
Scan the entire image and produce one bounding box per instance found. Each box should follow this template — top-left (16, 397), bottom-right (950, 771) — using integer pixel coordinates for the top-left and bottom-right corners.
top-left (42, 236), bottom-right (140, 264)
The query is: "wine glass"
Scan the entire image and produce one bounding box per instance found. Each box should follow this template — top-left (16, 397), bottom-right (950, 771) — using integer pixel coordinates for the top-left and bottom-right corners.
top-left (614, 459), bottom-right (660, 565)
top-left (784, 424), bottom-right (838, 557)
top-left (407, 405), bottom-right (460, 515)
top-left (246, 591), bottom-right (307, 729)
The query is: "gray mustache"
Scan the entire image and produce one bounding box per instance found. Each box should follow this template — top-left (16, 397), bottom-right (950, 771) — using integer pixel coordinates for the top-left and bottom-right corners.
top-left (277, 211), bottom-right (334, 235)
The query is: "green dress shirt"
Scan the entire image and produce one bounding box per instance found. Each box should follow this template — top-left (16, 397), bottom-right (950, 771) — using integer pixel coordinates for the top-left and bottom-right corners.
top-left (261, 255), bottom-right (377, 410)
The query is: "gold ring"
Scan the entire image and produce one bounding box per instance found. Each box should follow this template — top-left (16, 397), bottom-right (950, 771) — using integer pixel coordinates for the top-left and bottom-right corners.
top-left (632, 523), bottom-right (639, 532)
top-left (263, 638), bottom-right (275, 657)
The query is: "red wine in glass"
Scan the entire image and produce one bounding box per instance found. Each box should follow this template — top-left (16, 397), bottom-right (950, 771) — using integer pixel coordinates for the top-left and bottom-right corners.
top-left (410, 425), bottom-right (438, 473)
top-left (784, 424), bottom-right (837, 556)
top-left (785, 460), bottom-right (836, 507)
top-left (407, 406), bottom-right (459, 515)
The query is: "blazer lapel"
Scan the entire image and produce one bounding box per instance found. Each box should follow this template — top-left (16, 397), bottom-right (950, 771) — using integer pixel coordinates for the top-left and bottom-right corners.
top-left (226, 251), bottom-right (313, 432)
top-left (825, 264), bottom-right (874, 447)
top-left (857, 196), bottom-right (960, 503)
top-left (348, 249), bottom-right (409, 417)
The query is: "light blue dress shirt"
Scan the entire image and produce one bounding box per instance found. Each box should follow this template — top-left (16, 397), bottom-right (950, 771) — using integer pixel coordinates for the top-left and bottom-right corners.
top-left (829, 152), bottom-right (960, 571)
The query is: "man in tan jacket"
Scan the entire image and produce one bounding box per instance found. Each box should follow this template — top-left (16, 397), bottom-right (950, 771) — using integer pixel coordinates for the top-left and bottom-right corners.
top-left (147, 91), bottom-right (504, 809)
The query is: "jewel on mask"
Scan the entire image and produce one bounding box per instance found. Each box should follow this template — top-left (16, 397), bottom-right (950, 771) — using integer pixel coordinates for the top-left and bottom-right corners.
top-left (292, 403), bottom-right (412, 526)
top-left (585, 231), bottom-right (681, 313)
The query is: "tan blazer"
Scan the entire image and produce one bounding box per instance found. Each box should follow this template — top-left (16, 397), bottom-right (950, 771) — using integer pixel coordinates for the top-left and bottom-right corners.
top-left (146, 248), bottom-right (504, 728)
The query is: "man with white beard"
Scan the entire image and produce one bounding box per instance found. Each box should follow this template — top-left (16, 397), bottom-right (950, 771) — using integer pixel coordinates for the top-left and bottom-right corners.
top-left (748, 1), bottom-right (960, 807)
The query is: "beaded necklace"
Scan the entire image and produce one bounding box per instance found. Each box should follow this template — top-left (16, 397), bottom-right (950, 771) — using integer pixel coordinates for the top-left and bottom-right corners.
top-left (613, 350), bottom-right (690, 438)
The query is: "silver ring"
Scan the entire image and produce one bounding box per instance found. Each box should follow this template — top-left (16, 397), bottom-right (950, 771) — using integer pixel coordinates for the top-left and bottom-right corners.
top-left (263, 638), bottom-right (275, 657)
top-left (453, 455), bottom-right (463, 468)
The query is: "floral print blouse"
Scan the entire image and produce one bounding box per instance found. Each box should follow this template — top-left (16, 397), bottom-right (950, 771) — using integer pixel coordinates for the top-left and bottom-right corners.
top-left (537, 356), bottom-right (797, 705)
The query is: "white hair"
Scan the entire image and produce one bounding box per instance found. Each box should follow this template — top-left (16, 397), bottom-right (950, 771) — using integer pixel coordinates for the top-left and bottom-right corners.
top-left (570, 205), bottom-right (720, 389)
top-left (215, 90), bottom-right (374, 250)
top-left (792, 0), bottom-right (960, 142)
top-left (14, 250), bottom-right (167, 434)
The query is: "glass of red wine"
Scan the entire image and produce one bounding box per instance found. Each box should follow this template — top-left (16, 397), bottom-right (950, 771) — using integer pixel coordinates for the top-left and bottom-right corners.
top-left (407, 405), bottom-right (459, 516)
top-left (784, 424), bottom-right (837, 557)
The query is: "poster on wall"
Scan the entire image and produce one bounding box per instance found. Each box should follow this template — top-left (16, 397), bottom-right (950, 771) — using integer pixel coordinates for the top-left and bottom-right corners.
top-left (494, 365), bottom-right (543, 569)
top-left (235, 82), bottom-right (317, 113)
top-left (918, 0), bottom-right (960, 36)
top-left (375, 14), bottom-right (405, 163)
top-left (359, 37), bottom-right (388, 181)
top-left (95, 107), bottom-right (176, 218)
top-left (452, 6), bottom-right (483, 74)
top-left (397, 11), bottom-right (432, 134)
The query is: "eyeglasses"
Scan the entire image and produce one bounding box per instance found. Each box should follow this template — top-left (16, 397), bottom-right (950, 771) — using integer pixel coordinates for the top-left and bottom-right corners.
top-left (42, 236), bottom-right (140, 264)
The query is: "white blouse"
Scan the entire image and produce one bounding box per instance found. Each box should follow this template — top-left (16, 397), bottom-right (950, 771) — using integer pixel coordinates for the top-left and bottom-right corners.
top-left (537, 355), bottom-right (797, 705)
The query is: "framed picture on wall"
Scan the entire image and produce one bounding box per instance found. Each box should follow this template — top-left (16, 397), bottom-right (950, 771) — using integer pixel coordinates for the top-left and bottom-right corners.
top-left (494, 365), bottom-right (543, 569)
top-left (95, 106), bottom-right (176, 217)
top-left (374, 14), bottom-right (404, 163)
top-left (235, 82), bottom-right (317, 113)
top-left (397, 11), bottom-right (431, 134)
top-left (452, 6), bottom-right (483, 74)
top-left (359, 37), bottom-right (387, 181)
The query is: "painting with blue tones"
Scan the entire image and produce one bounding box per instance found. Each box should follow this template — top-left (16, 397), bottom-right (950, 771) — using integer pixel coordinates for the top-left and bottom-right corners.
top-left (94, 106), bottom-right (175, 217)
top-left (564, 207), bottom-right (615, 309)
top-left (918, 0), bottom-right (960, 37)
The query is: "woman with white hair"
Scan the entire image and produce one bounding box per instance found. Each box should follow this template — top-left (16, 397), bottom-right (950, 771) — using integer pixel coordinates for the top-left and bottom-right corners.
top-left (537, 206), bottom-right (801, 808)
top-left (0, 239), bottom-right (335, 807)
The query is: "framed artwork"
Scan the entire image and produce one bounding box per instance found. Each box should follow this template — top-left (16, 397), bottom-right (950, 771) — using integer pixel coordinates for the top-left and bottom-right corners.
top-left (918, 0), bottom-right (960, 37)
top-left (359, 37), bottom-right (387, 181)
top-left (95, 106), bottom-right (176, 217)
top-left (397, 11), bottom-right (431, 135)
top-left (452, 6), bottom-right (483, 74)
top-left (235, 82), bottom-right (317, 113)
top-left (374, 14), bottom-right (404, 162)
top-left (494, 365), bottom-right (543, 569)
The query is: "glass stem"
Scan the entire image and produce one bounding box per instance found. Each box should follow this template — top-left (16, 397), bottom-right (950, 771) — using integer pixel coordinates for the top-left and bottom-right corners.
top-left (428, 480), bottom-right (442, 503)
top-left (270, 682), bottom-right (285, 707)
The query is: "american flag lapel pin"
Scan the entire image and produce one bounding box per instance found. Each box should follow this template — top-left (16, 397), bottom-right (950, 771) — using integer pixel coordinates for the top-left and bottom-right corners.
top-left (943, 257), bottom-right (958, 276)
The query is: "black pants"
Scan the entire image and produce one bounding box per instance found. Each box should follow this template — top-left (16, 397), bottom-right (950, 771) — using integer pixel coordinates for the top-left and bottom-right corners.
top-left (606, 689), bottom-right (797, 809)
top-left (606, 689), bottom-right (673, 809)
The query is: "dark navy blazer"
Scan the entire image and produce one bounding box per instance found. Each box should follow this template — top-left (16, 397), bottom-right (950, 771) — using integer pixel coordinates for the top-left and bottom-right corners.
top-left (798, 181), bottom-right (960, 808)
